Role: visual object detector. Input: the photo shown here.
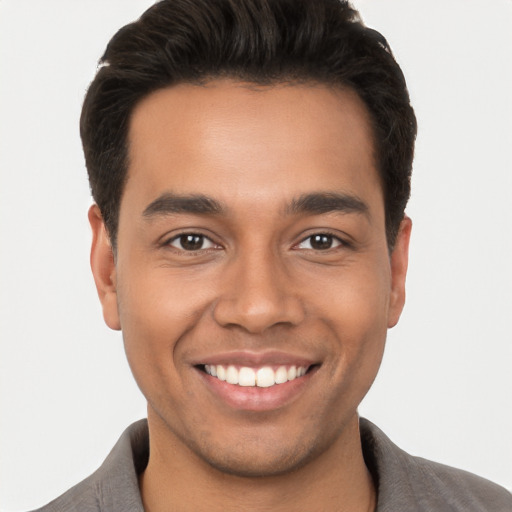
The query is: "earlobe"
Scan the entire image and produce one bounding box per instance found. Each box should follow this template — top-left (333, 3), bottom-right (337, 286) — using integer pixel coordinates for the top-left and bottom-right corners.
top-left (387, 216), bottom-right (412, 328)
top-left (88, 205), bottom-right (121, 331)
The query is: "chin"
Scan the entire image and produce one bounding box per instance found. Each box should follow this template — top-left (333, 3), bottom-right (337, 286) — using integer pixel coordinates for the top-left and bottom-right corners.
top-left (197, 447), bottom-right (311, 478)
top-left (187, 428), bottom-right (330, 479)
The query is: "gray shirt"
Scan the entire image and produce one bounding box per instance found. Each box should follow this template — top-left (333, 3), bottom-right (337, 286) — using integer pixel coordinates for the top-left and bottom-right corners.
top-left (31, 418), bottom-right (512, 511)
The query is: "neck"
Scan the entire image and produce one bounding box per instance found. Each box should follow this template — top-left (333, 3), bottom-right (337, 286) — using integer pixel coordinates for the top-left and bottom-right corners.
top-left (139, 410), bottom-right (376, 512)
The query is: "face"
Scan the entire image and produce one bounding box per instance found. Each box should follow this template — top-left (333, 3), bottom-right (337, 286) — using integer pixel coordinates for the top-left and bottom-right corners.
top-left (90, 80), bottom-right (410, 477)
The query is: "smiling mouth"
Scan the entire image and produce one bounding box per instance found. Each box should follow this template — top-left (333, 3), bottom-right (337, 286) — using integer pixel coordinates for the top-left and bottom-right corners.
top-left (201, 364), bottom-right (313, 388)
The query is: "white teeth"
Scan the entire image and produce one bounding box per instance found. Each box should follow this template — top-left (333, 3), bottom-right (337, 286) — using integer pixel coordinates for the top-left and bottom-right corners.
top-left (256, 367), bottom-right (275, 388)
top-left (217, 365), bottom-right (226, 381)
top-left (238, 367), bottom-right (256, 387)
top-left (275, 366), bottom-right (288, 384)
top-left (204, 364), bottom-right (309, 387)
top-left (226, 365), bottom-right (239, 385)
top-left (287, 366), bottom-right (297, 380)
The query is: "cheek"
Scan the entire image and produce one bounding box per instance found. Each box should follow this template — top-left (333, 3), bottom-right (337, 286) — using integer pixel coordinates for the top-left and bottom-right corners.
top-left (309, 254), bottom-right (391, 330)
top-left (309, 258), bottom-right (391, 387)
top-left (114, 265), bottom-right (210, 389)
top-left (116, 277), bottom-right (209, 434)
top-left (117, 258), bottom-right (213, 335)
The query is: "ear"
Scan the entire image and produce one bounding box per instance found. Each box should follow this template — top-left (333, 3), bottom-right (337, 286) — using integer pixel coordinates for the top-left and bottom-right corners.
top-left (89, 204), bottom-right (121, 330)
top-left (387, 216), bottom-right (412, 328)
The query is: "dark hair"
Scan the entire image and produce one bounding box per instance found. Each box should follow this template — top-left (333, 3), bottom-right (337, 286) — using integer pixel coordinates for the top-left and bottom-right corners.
top-left (80, 0), bottom-right (416, 249)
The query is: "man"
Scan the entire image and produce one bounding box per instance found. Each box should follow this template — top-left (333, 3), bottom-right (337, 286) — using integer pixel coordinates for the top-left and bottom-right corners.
top-left (27, 0), bottom-right (511, 510)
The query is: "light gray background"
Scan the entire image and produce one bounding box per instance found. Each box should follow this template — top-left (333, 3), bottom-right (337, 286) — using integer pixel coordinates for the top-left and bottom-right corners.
top-left (1, 1), bottom-right (511, 510)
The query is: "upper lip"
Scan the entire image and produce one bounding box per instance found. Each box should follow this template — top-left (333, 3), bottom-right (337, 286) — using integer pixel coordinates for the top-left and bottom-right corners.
top-left (190, 350), bottom-right (319, 368)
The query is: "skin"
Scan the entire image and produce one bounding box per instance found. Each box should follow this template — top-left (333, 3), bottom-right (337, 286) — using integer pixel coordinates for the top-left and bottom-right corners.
top-left (89, 80), bottom-right (411, 512)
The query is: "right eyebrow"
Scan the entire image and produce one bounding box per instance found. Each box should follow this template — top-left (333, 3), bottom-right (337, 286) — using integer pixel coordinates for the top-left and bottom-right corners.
top-left (142, 192), bottom-right (225, 219)
top-left (285, 191), bottom-right (369, 218)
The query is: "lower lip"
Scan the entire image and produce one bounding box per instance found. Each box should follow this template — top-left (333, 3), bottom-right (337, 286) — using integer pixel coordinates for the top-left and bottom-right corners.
top-left (197, 368), bottom-right (316, 412)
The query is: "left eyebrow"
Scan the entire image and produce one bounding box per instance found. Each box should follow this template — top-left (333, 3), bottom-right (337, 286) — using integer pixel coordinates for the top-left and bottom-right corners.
top-left (285, 192), bottom-right (369, 217)
top-left (142, 192), bottom-right (225, 218)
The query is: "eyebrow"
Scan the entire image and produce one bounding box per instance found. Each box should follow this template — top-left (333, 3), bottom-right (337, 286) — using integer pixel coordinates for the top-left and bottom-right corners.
top-left (142, 191), bottom-right (369, 220)
top-left (286, 192), bottom-right (369, 217)
top-left (142, 193), bottom-right (225, 218)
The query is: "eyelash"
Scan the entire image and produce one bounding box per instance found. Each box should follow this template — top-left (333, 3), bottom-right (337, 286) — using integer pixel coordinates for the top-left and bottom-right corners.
top-left (295, 231), bottom-right (349, 251)
top-left (164, 231), bottom-right (349, 253)
top-left (166, 233), bottom-right (220, 252)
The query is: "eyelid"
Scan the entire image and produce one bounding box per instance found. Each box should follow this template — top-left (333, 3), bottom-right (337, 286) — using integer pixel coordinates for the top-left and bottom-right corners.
top-left (294, 231), bottom-right (349, 250)
top-left (164, 231), bottom-right (221, 251)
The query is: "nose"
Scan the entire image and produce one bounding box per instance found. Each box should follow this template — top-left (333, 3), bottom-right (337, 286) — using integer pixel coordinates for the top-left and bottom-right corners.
top-left (212, 249), bottom-right (305, 334)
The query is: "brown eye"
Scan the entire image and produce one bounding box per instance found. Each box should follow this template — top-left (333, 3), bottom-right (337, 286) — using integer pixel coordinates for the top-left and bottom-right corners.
top-left (297, 233), bottom-right (343, 251)
top-left (310, 234), bottom-right (334, 250)
top-left (169, 234), bottom-right (216, 251)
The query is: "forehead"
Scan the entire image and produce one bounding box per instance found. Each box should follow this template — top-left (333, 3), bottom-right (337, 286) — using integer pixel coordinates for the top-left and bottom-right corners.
top-left (124, 80), bottom-right (382, 218)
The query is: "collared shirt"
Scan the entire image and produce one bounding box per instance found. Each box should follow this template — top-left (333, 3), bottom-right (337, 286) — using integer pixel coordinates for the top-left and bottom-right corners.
top-left (32, 418), bottom-right (512, 511)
